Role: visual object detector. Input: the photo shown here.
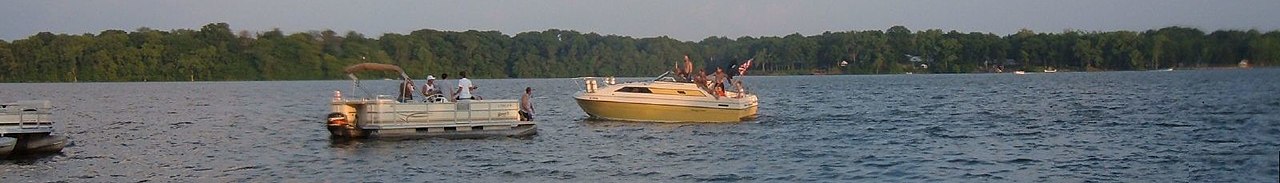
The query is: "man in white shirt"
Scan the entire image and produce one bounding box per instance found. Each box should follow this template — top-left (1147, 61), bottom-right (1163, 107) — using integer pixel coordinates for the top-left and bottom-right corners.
top-left (454, 71), bottom-right (477, 100)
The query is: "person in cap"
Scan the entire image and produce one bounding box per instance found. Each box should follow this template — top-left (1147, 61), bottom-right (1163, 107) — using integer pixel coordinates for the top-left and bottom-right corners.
top-left (420, 75), bottom-right (443, 102)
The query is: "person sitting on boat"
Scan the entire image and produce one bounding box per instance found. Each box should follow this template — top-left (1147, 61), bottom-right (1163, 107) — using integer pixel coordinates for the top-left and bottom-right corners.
top-left (673, 63), bottom-right (688, 82)
top-left (420, 75), bottom-right (444, 103)
top-left (454, 71), bottom-right (479, 100)
top-left (733, 79), bottom-right (746, 98)
top-left (398, 79), bottom-right (416, 103)
top-left (692, 70), bottom-right (706, 87)
top-left (714, 68), bottom-right (728, 98)
top-left (519, 87), bottom-right (535, 121)
top-left (693, 70), bottom-right (716, 99)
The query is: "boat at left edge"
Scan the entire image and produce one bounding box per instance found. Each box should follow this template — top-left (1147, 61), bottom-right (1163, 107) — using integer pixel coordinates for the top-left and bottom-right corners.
top-left (0, 100), bottom-right (69, 157)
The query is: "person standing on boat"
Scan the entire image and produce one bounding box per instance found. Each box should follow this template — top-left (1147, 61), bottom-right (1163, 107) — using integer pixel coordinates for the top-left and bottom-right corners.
top-left (398, 79), bottom-right (415, 103)
top-left (519, 87), bottom-right (535, 121)
top-left (683, 55), bottom-right (694, 81)
top-left (438, 73), bottom-right (452, 102)
top-left (454, 71), bottom-right (478, 100)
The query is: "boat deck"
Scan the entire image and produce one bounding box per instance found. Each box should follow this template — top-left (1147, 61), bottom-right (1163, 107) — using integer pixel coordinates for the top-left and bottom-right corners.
top-left (0, 100), bottom-right (67, 156)
top-left (1, 100), bottom-right (55, 134)
top-left (364, 124), bottom-right (537, 139)
top-left (362, 120), bottom-right (535, 129)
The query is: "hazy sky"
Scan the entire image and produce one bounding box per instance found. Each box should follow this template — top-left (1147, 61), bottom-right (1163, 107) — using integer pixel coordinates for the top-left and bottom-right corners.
top-left (3, 0), bottom-right (1278, 41)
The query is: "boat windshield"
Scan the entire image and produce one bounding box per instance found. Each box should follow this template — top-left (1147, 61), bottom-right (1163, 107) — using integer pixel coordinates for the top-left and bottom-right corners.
top-left (654, 71), bottom-right (695, 83)
top-left (653, 71), bottom-right (672, 81)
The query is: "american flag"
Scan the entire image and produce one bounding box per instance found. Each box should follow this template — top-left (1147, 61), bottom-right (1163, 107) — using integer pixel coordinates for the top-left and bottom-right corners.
top-left (738, 58), bottom-right (753, 76)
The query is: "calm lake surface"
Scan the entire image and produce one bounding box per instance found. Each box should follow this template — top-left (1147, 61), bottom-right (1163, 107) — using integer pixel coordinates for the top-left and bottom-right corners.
top-left (2, 69), bottom-right (1278, 182)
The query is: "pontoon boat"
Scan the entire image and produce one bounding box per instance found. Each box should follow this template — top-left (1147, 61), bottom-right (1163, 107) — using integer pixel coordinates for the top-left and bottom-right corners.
top-left (1, 100), bottom-right (68, 157)
top-left (326, 63), bottom-right (535, 138)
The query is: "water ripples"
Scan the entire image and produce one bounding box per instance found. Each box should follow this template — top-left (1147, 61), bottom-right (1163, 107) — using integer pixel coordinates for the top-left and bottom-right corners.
top-left (1, 69), bottom-right (1278, 182)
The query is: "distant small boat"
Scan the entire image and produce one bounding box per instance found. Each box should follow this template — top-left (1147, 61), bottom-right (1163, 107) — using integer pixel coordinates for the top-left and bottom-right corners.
top-left (1014, 71), bottom-right (1026, 75)
top-left (1162, 68), bottom-right (1174, 71)
top-left (1043, 68), bottom-right (1057, 73)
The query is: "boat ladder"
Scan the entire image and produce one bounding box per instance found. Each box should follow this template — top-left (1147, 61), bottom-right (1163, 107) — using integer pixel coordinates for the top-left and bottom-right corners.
top-left (18, 109), bottom-right (48, 129)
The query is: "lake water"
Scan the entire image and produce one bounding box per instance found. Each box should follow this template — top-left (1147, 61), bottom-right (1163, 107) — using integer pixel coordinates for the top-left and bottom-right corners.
top-left (1, 69), bottom-right (1278, 182)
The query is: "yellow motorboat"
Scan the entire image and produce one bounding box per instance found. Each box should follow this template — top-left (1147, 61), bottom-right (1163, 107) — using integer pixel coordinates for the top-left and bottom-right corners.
top-left (573, 72), bottom-right (758, 122)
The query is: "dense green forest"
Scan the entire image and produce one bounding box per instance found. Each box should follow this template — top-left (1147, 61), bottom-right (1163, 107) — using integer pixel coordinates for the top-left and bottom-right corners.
top-left (1, 23), bottom-right (1277, 82)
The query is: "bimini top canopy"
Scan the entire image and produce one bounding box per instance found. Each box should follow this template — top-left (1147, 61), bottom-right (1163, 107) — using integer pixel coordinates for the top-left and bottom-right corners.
top-left (343, 63), bottom-right (411, 81)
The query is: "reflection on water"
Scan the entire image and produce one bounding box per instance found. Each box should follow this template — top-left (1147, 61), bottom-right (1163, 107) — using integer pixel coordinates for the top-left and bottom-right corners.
top-left (1, 69), bottom-right (1279, 182)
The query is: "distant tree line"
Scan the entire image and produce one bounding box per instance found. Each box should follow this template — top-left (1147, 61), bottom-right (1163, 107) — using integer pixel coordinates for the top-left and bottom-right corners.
top-left (1, 23), bottom-right (1277, 82)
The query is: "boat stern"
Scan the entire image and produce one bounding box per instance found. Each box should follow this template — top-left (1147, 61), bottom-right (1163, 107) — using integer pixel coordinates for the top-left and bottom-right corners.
top-left (0, 100), bottom-right (67, 156)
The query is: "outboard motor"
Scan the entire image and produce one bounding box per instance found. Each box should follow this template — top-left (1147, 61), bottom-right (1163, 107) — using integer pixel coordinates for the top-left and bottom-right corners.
top-left (326, 113), bottom-right (349, 127)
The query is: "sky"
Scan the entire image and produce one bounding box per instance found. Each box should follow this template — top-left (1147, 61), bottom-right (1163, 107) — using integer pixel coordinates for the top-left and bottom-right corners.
top-left (2, 0), bottom-right (1279, 41)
